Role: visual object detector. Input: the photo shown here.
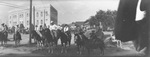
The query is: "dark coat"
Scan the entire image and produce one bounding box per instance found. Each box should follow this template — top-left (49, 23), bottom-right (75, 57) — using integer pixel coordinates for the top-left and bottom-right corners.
top-left (13, 31), bottom-right (22, 40)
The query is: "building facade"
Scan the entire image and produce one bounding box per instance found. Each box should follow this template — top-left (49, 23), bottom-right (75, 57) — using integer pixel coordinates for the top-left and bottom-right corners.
top-left (8, 4), bottom-right (58, 29)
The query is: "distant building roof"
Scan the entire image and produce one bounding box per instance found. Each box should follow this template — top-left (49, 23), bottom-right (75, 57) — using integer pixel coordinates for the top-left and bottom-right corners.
top-left (73, 21), bottom-right (85, 26)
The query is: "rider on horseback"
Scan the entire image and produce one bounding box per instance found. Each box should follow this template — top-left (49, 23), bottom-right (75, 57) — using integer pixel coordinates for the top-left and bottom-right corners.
top-left (0, 23), bottom-right (8, 44)
top-left (1, 23), bottom-right (8, 33)
top-left (90, 30), bottom-right (97, 42)
top-left (63, 24), bottom-right (71, 38)
top-left (49, 21), bottom-right (58, 39)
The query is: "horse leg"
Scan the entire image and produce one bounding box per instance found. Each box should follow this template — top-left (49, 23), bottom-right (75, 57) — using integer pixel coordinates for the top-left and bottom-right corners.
top-left (51, 42), bottom-right (54, 54)
top-left (18, 40), bottom-right (20, 46)
top-left (55, 39), bottom-right (58, 46)
top-left (40, 41), bottom-right (44, 49)
top-left (100, 47), bottom-right (104, 55)
top-left (69, 39), bottom-right (71, 46)
top-left (36, 41), bottom-right (40, 50)
top-left (48, 43), bottom-right (51, 53)
top-left (16, 40), bottom-right (18, 46)
top-left (79, 45), bottom-right (82, 54)
top-left (4, 41), bottom-right (7, 46)
top-left (61, 42), bottom-right (64, 53)
top-left (64, 42), bottom-right (68, 53)
top-left (87, 48), bottom-right (91, 55)
top-left (47, 43), bottom-right (52, 54)
top-left (15, 40), bottom-right (17, 46)
top-left (77, 45), bottom-right (80, 54)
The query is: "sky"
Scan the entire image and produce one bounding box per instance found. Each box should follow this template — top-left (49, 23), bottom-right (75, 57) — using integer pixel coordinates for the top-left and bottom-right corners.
top-left (0, 0), bottom-right (144, 24)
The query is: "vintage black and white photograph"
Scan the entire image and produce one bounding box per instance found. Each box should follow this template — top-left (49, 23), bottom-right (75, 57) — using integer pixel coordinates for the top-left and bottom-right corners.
top-left (0, 0), bottom-right (149, 57)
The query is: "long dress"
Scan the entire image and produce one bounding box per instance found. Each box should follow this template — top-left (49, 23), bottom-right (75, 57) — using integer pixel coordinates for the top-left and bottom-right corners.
top-left (14, 27), bottom-right (22, 41)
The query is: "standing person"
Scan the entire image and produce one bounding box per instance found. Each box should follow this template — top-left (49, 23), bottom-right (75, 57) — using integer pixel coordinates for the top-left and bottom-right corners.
top-left (12, 26), bottom-right (15, 33)
top-left (4, 24), bottom-right (8, 45)
top-left (13, 25), bottom-right (22, 46)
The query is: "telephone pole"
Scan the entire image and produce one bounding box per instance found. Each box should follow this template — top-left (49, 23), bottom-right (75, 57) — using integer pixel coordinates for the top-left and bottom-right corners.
top-left (29, 0), bottom-right (32, 44)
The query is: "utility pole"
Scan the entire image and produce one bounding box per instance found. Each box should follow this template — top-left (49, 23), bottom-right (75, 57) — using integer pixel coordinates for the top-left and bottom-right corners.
top-left (44, 9), bottom-right (45, 25)
top-left (29, 0), bottom-right (32, 44)
top-left (33, 6), bottom-right (35, 29)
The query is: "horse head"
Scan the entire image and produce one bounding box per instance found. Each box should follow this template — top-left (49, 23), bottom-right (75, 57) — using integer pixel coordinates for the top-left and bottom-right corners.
top-left (74, 33), bottom-right (81, 41)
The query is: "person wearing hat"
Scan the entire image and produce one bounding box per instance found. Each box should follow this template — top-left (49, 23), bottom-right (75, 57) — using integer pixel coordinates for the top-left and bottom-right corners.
top-left (49, 21), bottom-right (58, 39)
top-left (15, 25), bottom-right (20, 33)
top-left (1, 23), bottom-right (8, 32)
top-left (90, 30), bottom-right (99, 44)
top-left (49, 21), bottom-right (58, 31)
top-left (90, 30), bottom-right (97, 39)
top-left (1, 23), bottom-right (8, 45)
top-left (1, 23), bottom-right (5, 32)
top-left (63, 24), bottom-right (71, 41)
top-left (63, 24), bottom-right (69, 32)
top-left (1, 23), bottom-right (8, 36)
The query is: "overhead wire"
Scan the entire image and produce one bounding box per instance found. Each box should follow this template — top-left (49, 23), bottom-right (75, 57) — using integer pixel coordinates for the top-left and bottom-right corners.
top-left (0, 1), bottom-right (44, 12)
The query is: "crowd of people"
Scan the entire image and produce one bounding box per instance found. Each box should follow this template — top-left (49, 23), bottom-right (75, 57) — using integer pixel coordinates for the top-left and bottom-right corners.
top-left (0, 21), bottom-right (118, 47)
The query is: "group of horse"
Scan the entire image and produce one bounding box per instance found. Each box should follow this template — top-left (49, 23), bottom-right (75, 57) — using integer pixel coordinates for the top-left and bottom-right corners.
top-left (0, 26), bottom-right (119, 55)
top-left (0, 30), bottom-right (22, 46)
top-left (31, 28), bottom-right (72, 54)
top-left (31, 28), bottom-right (106, 55)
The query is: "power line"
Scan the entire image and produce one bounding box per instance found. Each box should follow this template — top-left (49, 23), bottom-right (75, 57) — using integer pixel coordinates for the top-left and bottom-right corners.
top-left (0, 1), bottom-right (43, 12)
top-left (0, 1), bottom-right (23, 7)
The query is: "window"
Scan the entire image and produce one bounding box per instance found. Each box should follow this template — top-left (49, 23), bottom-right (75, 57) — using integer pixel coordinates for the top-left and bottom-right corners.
top-left (41, 12), bottom-right (43, 17)
top-left (27, 21), bottom-right (29, 25)
top-left (15, 15), bottom-right (17, 18)
top-left (37, 20), bottom-right (39, 25)
top-left (19, 14), bottom-right (21, 18)
top-left (10, 21), bottom-right (11, 23)
top-left (27, 13), bottom-right (29, 17)
top-left (36, 12), bottom-right (39, 17)
top-left (41, 20), bottom-right (43, 24)
top-left (10, 16), bottom-right (11, 19)
top-left (45, 11), bottom-right (48, 16)
top-left (13, 15), bottom-right (17, 18)
top-left (22, 14), bottom-right (24, 18)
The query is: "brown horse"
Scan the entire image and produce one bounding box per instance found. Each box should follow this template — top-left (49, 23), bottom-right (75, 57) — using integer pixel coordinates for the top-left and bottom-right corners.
top-left (75, 31), bottom-right (105, 55)
top-left (0, 31), bottom-right (8, 46)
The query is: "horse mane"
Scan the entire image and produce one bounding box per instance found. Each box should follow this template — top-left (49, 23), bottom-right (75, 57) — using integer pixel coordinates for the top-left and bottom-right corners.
top-left (44, 28), bottom-right (52, 37)
top-left (32, 30), bottom-right (40, 37)
top-left (74, 33), bottom-right (81, 39)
